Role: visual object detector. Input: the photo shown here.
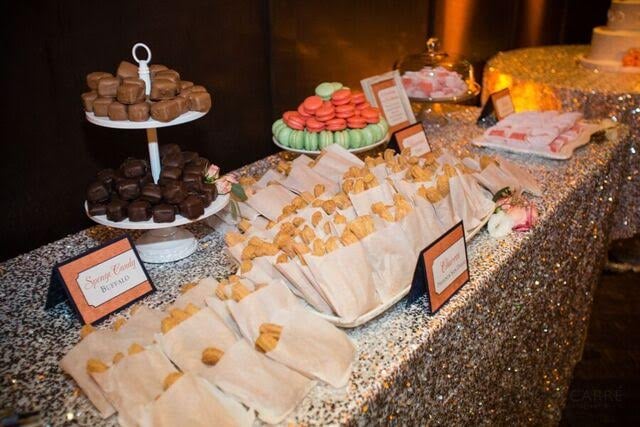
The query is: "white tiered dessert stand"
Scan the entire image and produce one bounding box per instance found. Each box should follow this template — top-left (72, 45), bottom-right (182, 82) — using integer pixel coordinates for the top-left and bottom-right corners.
top-left (85, 43), bottom-right (228, 263)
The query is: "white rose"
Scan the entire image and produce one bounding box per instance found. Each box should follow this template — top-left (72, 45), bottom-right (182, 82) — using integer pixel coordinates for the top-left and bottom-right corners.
top-left (487, 210), bottom-right (515, 238)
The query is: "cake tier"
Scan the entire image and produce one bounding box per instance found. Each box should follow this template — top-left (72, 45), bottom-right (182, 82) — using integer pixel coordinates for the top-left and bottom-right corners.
top-left (607, 0), bottom-right (640, 31)
top-left (587, 26), bottom-right (640, 62)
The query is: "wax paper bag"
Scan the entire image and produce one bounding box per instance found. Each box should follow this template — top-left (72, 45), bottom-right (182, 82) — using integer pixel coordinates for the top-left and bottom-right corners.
top-left (90, 345), bottom-right (179, 427)
top-left (212, 340), bottom-right (314, 425)
top-left (306, 243), bottom-right (380, 322)
top-left (474, 162), bottom-right (515, 195)
top-left (265, 307), bottom-right (356, 388)
top-left (59, 330), bottom-right (119, 418)
top-left (449, 175), bottom-right (482, 232)
top-left (312, 145), bottom-right (364, 182)
top-left (245, 184), bottom-right (296, 221)
top-left (281, 162), bottom-right (339, 195)
top-left (433, 195), bottom-right (460, 230)
top-left (139, 373), bottom-right (254, 427)
top-left (413, 197), bottom-right (445, 247)
top-left (499, 158), bottom-right (542, 196)
top-left (168, 278), bottom-right (218, 311)
top-left (255, 169), bottom-right (286, 190)
top-left (349, 181), bottom-right (396, 216)
top-left (156, 307), bottom-right (238, 384)
top-left (275, 259), bottom-right (334, 314)
top-left (205, 296), bottom-right (242, 337)
top-left (114, 306), bottom-right (164, 351)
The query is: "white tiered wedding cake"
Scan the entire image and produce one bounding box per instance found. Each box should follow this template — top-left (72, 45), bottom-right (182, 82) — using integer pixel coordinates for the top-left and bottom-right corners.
top-left (581, 0), bottom-right (640, 72)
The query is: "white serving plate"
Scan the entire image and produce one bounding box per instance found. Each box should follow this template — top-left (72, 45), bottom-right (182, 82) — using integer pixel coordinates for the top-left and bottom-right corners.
top-left (85, 110), bottom-right (207, 129)
top-left (272, 133), bottom-right (390, 156)
top-left (312, 212), bottom-right (492, 328)
top-left (85, 193), bottom-right (229, 229)
top-left (472, 119), bottom-right (616, 160)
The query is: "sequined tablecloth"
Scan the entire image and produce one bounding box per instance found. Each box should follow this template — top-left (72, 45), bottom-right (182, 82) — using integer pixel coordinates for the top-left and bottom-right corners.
top-left (483, 45), bottom-right (640, 240)
top-left (0, 108), bottom-right (636, 426)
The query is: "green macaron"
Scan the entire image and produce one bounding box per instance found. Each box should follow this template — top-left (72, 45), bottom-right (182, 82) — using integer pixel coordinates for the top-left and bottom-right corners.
top-left (378, 117), bottom-right (389, 134)
top-left (333, 130), bottom-right (350, 149)
top-left (348, 129), bottom-right (363, 149)
top-left (277, 126), bottom-right (293, 147)
top-left (315, 82), bottom-right (335, 100)
top-left (319, 130), bottom-right (333, 149)
top-left (330, 82), bottom-right (343, 92)
top-left (367, 123), bottom-right (383, 142)
top-left (272, 119), bottom-right (285, 136)
top-left (360, 127), bottom-right (374, 146)
top-left (304, 131), bottom-right (319, 151)
top-left (289, 130), bottom-right (305, 150)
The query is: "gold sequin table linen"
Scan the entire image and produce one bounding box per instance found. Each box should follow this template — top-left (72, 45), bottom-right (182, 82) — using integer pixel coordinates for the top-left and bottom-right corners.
top-left (0, 108), bottom-right (637, 425)
top-left (484, 45), bottom-right (639, 239)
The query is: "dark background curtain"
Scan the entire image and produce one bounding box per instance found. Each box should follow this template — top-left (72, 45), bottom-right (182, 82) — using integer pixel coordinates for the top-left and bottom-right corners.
top-left (0, 0), bottom-right (609, 260)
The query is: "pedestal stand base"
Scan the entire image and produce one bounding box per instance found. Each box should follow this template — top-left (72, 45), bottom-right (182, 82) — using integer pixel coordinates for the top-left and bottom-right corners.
top-left (135, 227), bottom-right (197, 263)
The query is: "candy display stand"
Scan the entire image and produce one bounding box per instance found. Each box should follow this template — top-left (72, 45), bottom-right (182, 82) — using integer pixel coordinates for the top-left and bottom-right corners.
top-left (85, 43), bottom-right (227, 263)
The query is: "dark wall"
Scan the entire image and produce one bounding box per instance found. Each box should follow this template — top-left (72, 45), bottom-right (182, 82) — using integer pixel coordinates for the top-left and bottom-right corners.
top-left (1, 0), bottom-right (607, 260)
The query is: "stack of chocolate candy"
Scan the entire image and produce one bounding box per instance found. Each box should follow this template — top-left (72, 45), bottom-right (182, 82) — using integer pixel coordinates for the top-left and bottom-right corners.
top-left (86, 144), bottom-right (218, 223)
top-left (81, 61), bottom-right (212, 122)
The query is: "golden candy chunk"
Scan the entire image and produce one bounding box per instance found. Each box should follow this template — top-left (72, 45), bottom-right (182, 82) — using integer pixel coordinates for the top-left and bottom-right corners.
top-left (383, 148), bottom-right (395, 162)
top-left (333, 192), bottom-right (351, 209)
top-left (325, 236), bottom-right (341, 253)
top-left (300, 226), bottom-right (316, 245)
top-left (80, 324), bottom-right (95, 339)
top-left (321, 200), bottom-right (337, 215)
top-left (163, 372), bottom-right (183, 391)
top-left (113, 317), bottom-right (126, 332)
top-left (436, 175), bottom-right (450, 196)
top-left (300, 191), bottom-right (315, 203)
top-left (130, 304), bottom-right (141, 316)
top-left (259, 323), bottom-right (283, 336)
top-left (231, 283), bottom-right (251, 302)
top-left (128, 343), bottom-right (145, 355)
top-left (443, 163), bottom-right (457, 178)
top-left (312, 239), bottom-right (326, 256)
top-left (291, 196), bottom-right (307, 210)
top-left (215, 284), bottom-right (229, 301)
top-left (323, 221), bottom-right (332, 235)
top-left (229, 275), bottom-right (240, 283)
top-left (340, 230), bottom-right (359, 246)
top-left (112, 352), bottom-right (125, 365)
top-left (313, 184), bottom-right (326, 197)
top-left (202, 347), bottom-right (224, 366)
top-left (418, 185), bottom-right (442, 203)
top-left (255, 333), bottom-right (280, 353)
top-left (480, 155), bottom-right (496, 170)
top-left (240, 260), bottom-right (252, 274)
top-left (86, 358), bottom-right (108, 374)
top-left (276, 253), bottom-right (290, 264)
top-left (352, 179), bottom-right (365, 194)
top-left (184, 303), bottom-right (200, 316)
top-left (311, 211), bottom-right (323, 227)
top-left (161, 317), bottom-right (179, 334)
top-left (225, 232), bottom-right (245, 247)
top-left (334, 213), bottom-right (346, 224)
top-left (180, 282), bottom-right (197, 294)
top-left (238, 219), bottom-right (252, 233)
top-left (241, 245), bottom-right (257, 261)
top-left (342, 179), bottom-right (354, 194)
top-left (169, 309), bottom-right (190, 323)
top-left (371, 202), bottom-right (386, 214)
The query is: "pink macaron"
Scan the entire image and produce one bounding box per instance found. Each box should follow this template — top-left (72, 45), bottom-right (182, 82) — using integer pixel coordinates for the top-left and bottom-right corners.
top-left (326, 118), bottom-right (347, 131)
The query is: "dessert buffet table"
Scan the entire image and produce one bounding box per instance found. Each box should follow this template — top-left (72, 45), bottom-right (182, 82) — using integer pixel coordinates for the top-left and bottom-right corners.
top-left (1, 107), bottom-right (638, 425)
top-left (483, 45), bottom-right (640, 240)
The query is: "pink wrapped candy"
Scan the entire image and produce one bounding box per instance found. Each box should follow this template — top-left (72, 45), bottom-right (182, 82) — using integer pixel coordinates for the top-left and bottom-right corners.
top-left (402, 66), bottom-right (468, 99)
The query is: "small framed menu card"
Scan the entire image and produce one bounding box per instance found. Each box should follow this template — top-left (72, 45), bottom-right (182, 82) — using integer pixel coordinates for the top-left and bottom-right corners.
top-left (407, 222), bottom-right (470, 314)
top-left (389, 122), bottom-right (431, 157)
top-left (45, 235), bottom-right (154, 324)
top-left (477, 87), bottom-right (515, 123)
top-left (361, 70), bottom-right (416, 134)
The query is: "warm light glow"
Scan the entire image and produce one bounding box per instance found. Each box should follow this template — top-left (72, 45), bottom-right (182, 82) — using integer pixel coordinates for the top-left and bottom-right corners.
top-left (524, 0), bottom-right (547, 46)
top-left (484, 69), bottom-right (561, 112)
top-left (441, 0), bottom-right (474, 56)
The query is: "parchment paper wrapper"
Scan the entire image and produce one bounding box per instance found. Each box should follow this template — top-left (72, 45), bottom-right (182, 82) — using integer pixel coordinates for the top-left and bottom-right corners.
top-left (266, 307), bottom-right (355, 388)
top-left (90, 345), bottom-right (178, 427)
top-left (312, 145), bottom-right (364, 182)
top-left (212, 340), bottom-right (314, 425)
top-left (392, 179), bottom-right (425, 201)
top-left (499, 158), bottom-right (542, 196)
top-left (237, 201), bottom-right (261, 221)
top-left (168, 278), bottom-right (217, 311)
top-left (156, 307), bottom-right (238, 384)
top-left (413, 197), bottom-right (445, 247)
top-left (433, 194), bottom-right (460, 230)
top-left (306, 243), bottom-right (380, 322)
top-left (139, 373), bottom-right (254, 427)
top-left (474, 162), bottom-right (515, 195)
top-left (359, 222), bottom-right (415, 302)
top-left (349, 181), bottom-right (396, 216)
top-left (275, 260), bottom-right (334, 314)
top-left (59, 330), bottom-right (119, 418)
top-left (245, 184), bottom-right (297, 221)
top-left (206, 296), bottom-right (242, 337)
top-left (281, 162), bottom-right (339, 195)
top-left (370, 163), bottom-right (389, 182)
top-left (255, 169), bottom-right (286, 190)
top-left (450, 175), bottom-right (482, 232)
top-left (240, 256), bottom-right (288, 286)
top-left (115, 306), bottom-right (164, 351)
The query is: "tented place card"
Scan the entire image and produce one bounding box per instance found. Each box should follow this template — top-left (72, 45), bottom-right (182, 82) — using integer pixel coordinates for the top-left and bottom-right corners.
top-left (477, 87), bottom-right (515, 123)
top-left (407, 222), bottom-right (470, 314)
top-left (45, 235), bottom-right (154, 324)
top-left (388, 122), bottom-right (431, 157)
top-left (361, 70), bottom-right (415, 134)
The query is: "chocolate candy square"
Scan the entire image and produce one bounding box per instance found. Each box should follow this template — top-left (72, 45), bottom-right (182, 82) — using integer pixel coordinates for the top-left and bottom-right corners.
top-left (174, 96), bottom-right (189, 114)
top-left (128, 102), bottom-right (150, 122)
top-left (201, 182), bottom-right (218, 202)
top-left (97, 168), bottom-right (117, 190)
top-left (162, 152), bottom-right (184, 169)
top-left (179, 195), bottom-right (204, 219)
top-left (162, 181), bottom-right (187, 204)
top-left (160, 143), bottom-right (181, 158)
top-left (106, 199), bottom-right (128, 222)
top-left (121, 158), bottom-right (147, 178)
top-left (88, 202), bottom-right (108, 216)
top-left (97, 77), bottom-right (121, 97)
top-left (181, 151), bottom-right (198, 164)
top-left (189, 92), bottom-right (211, 112)
top-left (151, 99), bottom-right (181, 122)
top-left (117, 179), bottom-right (140, 200)
top-left (86, 72), bottom-right (113, 90)
top-left (183, 172), bottom-right (202, 192)
top-left (87, 181), bottom-right (110, 203)
top-left (123, 77), bottom-right (145, 89)
top-left (155, 69), bottom-right (180, 83)
top-left (117, 83), bottom-right (145, 105)
top-left (127, 200), bottom-right (152, 222)
top-left (152, 204), bottom-right (175, 223)
top-left (141, 183), bottom-right (162, 204)
top-left (160, 166), bottom-right (182, 182)
top-left (81, 91), bottom-right (98, 112)
top-left (138, 173), bottom-right (153, 187)
top-left (150, 79), bottom-right (177, 100)
top-left (117, 61), bottom-right (138, 80)
top-left (178, 81), bottom-right (194, 92)
top-left (149, 64), bottom-right (168, 78)
top-left (93, 97), bottom-right (114, 117)
top-left (184, 160), bottom-right (208, 176)
top-left (108, 102), bottom-right (128, 121)
top-left (177, 87), bottom-right (193, 99)
top-left (191, 85), bottom-right (207, 93)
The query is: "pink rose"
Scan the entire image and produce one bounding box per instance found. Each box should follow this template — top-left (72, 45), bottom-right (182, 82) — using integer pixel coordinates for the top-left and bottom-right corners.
top-left (508, 204), bottom-right (538, 231)
top-left (206, 164), bottom-right (220, 181)
top-left (225, 172), bottom-right (239, 184)
top-left (215, 176), bottom-right (233, 194)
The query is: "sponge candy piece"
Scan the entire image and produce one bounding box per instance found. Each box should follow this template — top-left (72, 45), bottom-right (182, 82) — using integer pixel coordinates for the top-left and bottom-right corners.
top-left (97, 77), bottom-right (121, 97)
top-left (86, 72), bottom-right (113, 90)
top-left (81, 91), bottom-right (98, 112)
top-left (116, 61), bottom-right (139, 79)
top-left (108, 102), bottom-right (128, 121)
top-left (154, 69), bottom-right (180, 84)
top-left (128, 102), bottom-right (150, 122)
top-left (188, 92), bottom-right (211, 112)
top-left (150, 79), bottom-right (177, 100)
top-left (117, 83), bottom-right (145, 104)
top-left (149, 64), bottom-right (169, 78)
top-left (151, 99), bottom-right (181, 122)
top-left (93, 97), bottom-right (114, 117)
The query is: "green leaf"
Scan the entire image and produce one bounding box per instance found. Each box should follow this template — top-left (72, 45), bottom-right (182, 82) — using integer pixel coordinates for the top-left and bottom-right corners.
top-left (231, 183), bottom-right (248, 201)
top-left (492, 187), bottom-right (512, 202)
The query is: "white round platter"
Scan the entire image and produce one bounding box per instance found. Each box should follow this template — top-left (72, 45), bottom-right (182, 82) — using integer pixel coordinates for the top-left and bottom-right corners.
top-left (272, 133), bottom-right (390, 156)
top-left (85, 110), bottom-right (208, 129)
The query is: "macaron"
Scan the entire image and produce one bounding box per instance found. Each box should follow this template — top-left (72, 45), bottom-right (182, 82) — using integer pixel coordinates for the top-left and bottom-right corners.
top-left (378, 117), bottom-right (389, 133)
top-left (277, 126), bottom-right (293, 147)
top-left (330, 82), bottom-right (343, 92)
top-left (373, 122), bottom-right (388, 140)
top-left (348, 129), bottom-right (363, 149)
top-left (297, 104), bottom-right (312, 118)
top-left (315, 82), bottom-right (335, 100)
top-left (306, 117), bottom-right (325, 132)
top-left (285, 112), bottom-right (306, 130)
top-left (315, 102), bottom-right (335, 122)
top-left (289, 130), bottom-right (305, 150)
top-left (318, 130), bottom-right (333, 149)
top-left (360, 126), bottom-right (374, 146)
top-left (360, 107), bottom-right (380, 123)
top-left (346, 116), bottom-right (367, 129)
top-left (272, 118), bottom-right (286, 135)
top-left (303, 95), bottom-right (323, 113)
top-left (356, 101), bottom-right (371, 111)
top-left (331, 88), bottom-right (352, 106)
top-left (304, 130), bottom-right (319, 151)
top-left (351, 90), bottom-right (366, 105)
top-left (333, 130), bottom-right (350, 149)
top-left (326, 118), bottom-right (347, 131)
top-left (367, 123), bottom-right (383, 141)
